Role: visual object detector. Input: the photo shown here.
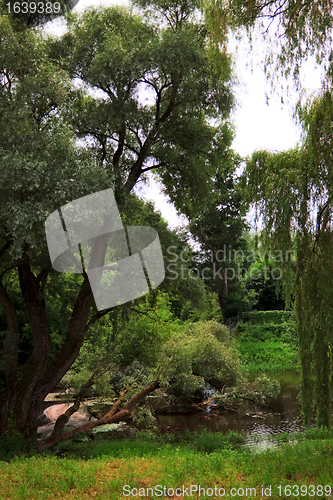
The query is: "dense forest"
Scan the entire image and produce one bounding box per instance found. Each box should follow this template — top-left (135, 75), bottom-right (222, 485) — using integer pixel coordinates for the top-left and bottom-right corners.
top-left (0, 0), bottom-right (333, 460)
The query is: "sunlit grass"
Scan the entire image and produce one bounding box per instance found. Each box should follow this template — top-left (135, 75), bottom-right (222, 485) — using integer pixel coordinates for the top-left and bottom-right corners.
top-left (236, 339), bottom-right (299, 372)
top-left (1, 430), bottom-right (333, 499)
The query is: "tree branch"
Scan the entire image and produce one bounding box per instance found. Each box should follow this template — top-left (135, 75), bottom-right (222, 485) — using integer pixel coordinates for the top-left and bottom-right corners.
top-left (38, 381), bottom-right (159, 450)
top-left (124, 75), bottom-right (181, 192)
top-left (38, 276), bottom-right (95, 398)
top-left (0, 238), bottom-right (12, 260)
top-left (113, 123), bottom-right (126, 167)
top-left (49, 372), bottom-right (98, 438)
top-left (18, 260), bottom-right (51, 363)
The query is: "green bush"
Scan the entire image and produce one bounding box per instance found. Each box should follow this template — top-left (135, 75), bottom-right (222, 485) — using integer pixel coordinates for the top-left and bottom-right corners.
top-left (236, 322), bottom-right (297, 342)
top-left (0, 433), bottom-right (36, 462)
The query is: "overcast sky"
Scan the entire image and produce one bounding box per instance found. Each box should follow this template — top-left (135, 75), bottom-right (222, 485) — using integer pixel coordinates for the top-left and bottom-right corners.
top-left (46, 0), bottom-right (323, 229)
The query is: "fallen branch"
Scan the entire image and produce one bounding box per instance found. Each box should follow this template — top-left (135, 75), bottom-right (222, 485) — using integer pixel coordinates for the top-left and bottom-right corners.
top-left (197, 397), bottom-right (217, 406)
top-left (49, 374), bottom-right (97, 439)
top-left (38, 381), bottom-right (159, 451)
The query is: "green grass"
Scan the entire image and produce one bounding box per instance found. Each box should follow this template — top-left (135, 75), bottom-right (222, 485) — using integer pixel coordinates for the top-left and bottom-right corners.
top-left (1, 429), bottom-right (333, 499)
top-left (236, 339), bottom-right (299, 371)
top-left (234, 312), bottom-right (300, 372)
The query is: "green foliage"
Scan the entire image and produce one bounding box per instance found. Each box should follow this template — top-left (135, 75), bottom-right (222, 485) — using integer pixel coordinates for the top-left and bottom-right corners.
top-left (60, 291), bottom-right (174, 399)
top-left (54, 3), bottom-right (234, 217)
top-left (158, 320), bottom-right (242, 393)
top-left (245, 310), bottom-right (294, 325)
top-left (180, 288), bottom-right (223, 323)
top-left (242, 87), bottom-right (333, 425)
top-left (0, 432), bottom-right (36, 461)
top-left (236, 321), bottom-right (297, 342)
top-left (215, 372), bottom-right (281, 405)
top-left (235, 311), bottom-right (299, 372)
top-left (0, 17), bottom-right (110, 264)
top-left (236, 340), bottom-right (299, 372)
top-left (203, 0), bottom-right (333, 89)
top-left (243, 260), bottom-right (285, 311)
top-left (131, 405), bottom-right (157, 429)
top-left (246, 374), bottom-right (280, 403)
top-left (188, 144), bottom-right (250, 317)
top-left (61, 318), bottom-right (243, 407)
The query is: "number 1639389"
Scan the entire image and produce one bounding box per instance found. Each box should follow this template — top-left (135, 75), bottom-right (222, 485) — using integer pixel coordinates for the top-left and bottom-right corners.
top-left (6, 2), bottom-right (61, 14)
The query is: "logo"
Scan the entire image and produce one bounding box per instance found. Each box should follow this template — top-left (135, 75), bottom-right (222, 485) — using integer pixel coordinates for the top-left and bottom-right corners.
top-left (45, 189), bottom-right (165, 310)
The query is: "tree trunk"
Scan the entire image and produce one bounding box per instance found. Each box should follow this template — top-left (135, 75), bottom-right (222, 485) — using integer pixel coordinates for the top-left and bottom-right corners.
top-left (0, 190), bottom-right (131, 443)
top-left (0, 261), bottom-right (95, 444)
top-left (217, 269), bottom-right (229, 313)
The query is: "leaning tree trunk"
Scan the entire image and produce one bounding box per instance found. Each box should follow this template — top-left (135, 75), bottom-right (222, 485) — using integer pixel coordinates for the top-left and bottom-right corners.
top-left (0, 260), bottom-right (95, 444)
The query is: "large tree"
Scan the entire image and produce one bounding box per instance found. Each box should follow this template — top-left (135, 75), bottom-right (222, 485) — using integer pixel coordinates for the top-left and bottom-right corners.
top-left (188, 140), bottom-right (249, 316)
top-left (0, 0), bottom-right (234, 445)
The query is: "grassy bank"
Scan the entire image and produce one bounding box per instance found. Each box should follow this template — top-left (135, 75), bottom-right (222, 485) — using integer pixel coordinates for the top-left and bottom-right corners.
top-left (1, 429), bottom-right (333, 499)
top-left (234, 311), bottom-right (300, 372)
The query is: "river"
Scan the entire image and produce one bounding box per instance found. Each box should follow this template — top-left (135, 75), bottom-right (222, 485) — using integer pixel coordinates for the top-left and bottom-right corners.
top-left (40, 371), bottom-right (303, 446)
top-left (153, 371), bottom-right (303, 446)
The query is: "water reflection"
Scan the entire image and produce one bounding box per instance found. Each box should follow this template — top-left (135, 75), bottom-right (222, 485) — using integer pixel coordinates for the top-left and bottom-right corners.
top-left (154, 371), bottom-right (303, 446)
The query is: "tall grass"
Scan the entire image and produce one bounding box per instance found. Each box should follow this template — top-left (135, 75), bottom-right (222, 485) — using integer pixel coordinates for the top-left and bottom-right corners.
top-left (1, 429), bottom-right (333, 499)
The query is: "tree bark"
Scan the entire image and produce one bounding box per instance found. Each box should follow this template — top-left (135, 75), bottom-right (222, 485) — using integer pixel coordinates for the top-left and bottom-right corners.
top-left (0, 263), bottom-right (94, 442)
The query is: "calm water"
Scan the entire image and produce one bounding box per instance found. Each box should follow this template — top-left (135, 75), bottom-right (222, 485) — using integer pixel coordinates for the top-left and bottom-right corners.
top-left (43, 371), bottom-right (303, 447)
top-left (154, 371), bottom-right (303, 446)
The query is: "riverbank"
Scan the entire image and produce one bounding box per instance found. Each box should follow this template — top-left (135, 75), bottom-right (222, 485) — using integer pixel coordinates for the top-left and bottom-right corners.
top-left (1, 428), bottom-right (333, 499)
top-left (37, 370), bottom-right (302, 441)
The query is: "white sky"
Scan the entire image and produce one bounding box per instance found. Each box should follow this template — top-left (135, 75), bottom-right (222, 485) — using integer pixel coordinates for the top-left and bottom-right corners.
top-left (46, 0), bottom-right (323, 229)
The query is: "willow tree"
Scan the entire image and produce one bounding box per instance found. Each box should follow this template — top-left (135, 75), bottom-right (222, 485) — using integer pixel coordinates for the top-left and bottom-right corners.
top-left (244, 87), bottom-right (333, 427)
top-left (201, 0), bottom-right (333, 426)
top-left (202, 0), bottom-right (333, 89)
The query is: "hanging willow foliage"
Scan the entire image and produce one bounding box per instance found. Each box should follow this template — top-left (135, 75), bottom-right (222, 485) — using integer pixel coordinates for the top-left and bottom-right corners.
top-left (201, 0), bottom-right (333, 91)
top-left (243, 88), bottom-right (333, 427)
